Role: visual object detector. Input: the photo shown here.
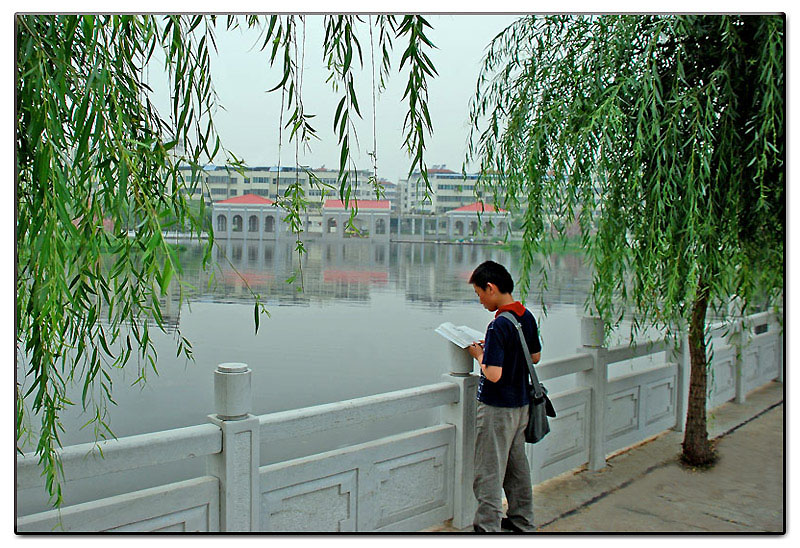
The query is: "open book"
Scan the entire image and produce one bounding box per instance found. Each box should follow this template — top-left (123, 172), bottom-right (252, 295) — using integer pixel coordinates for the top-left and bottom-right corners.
top-left (435, 322), bottom-right (485, 349)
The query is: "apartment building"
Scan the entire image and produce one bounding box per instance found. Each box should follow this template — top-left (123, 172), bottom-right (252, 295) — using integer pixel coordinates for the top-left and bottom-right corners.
top-left (178, 165), bottom-right (398, 210)
top-left (399, 167), bottom-right (484, 215)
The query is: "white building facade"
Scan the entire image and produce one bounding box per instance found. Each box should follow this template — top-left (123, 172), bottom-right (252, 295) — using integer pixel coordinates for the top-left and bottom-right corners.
top-left (179, 165), bottom-right (396, 210)
top-left (444, 202), bottom-right (510, 240)
top-left (399, 167), bottom-right (485, 215)
top-left (212, 194), bottom-right (288, 240)
top-left (322, 199), bottom-right (391, 240)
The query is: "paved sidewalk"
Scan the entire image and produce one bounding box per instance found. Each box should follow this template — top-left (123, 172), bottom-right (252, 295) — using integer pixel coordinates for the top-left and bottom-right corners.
top-left (430, 381), bottom-right (784, 533)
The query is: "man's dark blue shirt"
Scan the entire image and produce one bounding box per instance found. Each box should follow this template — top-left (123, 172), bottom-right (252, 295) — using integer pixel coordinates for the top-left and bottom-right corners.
top-left (477, 306), bottom-right (542, 407)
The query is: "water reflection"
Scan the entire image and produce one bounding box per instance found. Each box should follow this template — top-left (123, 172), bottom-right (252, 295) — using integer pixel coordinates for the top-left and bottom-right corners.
top-left (172, 239), bottom-right (593, 312)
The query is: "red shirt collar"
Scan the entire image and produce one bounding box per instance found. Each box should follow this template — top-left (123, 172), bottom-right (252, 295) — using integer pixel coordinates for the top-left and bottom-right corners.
top-left (495, 301), bottom-right (526, 318)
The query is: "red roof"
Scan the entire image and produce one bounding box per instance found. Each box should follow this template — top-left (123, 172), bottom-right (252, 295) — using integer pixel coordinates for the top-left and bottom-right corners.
top-left (323, 199), bottom-right (391, 210)
top-left (449, 202), bottom-right (506, 213)
top-left (72, 216), bottom-right (116, 232)
top-left (222, 270), bottom-right (274, 285)
top-left (217, 194), bottom-right (275, 205)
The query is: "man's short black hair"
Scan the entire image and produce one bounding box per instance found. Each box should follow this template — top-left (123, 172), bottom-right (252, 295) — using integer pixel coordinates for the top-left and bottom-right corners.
top-left (469, 260), bottom-right (514, 294)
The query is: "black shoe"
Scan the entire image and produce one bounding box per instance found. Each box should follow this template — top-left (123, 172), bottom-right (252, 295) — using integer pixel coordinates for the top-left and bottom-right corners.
top-left (500, 517), bottom-right (525, 533)
top-left (473, 525), bottom-right (488, 533)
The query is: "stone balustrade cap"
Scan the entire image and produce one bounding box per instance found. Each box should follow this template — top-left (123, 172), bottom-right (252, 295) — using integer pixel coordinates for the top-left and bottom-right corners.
top-left (217, 363), bottom-right (250, 374)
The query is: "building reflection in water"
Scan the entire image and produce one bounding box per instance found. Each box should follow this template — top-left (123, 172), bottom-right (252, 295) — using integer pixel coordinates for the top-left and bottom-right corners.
top-left (165, 239), bottom-right (593, 318)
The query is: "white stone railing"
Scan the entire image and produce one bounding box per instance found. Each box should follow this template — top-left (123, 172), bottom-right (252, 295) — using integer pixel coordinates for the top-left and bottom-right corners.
top-left (15, 312), bottom-right (783, 532)
top-left (15, 424), bottom-right (222, 491)
top-left (16, 423), bottom-right (223, 532)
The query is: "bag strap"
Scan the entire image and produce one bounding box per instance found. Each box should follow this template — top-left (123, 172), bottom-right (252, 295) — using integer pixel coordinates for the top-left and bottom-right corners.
top-left (498, 311), bottom-right (544, 399)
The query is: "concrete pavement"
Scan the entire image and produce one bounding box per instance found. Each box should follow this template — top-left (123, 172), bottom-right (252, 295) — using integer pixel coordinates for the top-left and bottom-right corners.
top-left (429, 381), bottom-right (785, 533)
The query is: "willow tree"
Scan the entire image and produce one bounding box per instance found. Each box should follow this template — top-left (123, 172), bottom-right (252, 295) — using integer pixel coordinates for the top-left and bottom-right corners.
top-left (468, 14), bottom-right (784, 465)
top-left (16, 13), bottom-right (437, 506)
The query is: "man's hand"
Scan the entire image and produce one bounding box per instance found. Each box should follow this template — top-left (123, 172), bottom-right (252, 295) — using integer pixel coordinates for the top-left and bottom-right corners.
top-left (467, 341), bottom-right (484, 361)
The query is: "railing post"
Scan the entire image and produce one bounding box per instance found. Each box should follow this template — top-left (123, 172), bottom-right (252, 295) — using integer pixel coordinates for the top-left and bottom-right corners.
top-left (733, 317), bottom-right (747, 404)
top-left (441, 344), bottom-right (478, 530)
top-left (578, 317), bottom-right (609, 471)
top-left (775, 312), bottom-right (785, 384)
top-left (207, 363), bottom-right (260, 532)
top-left (674, 331), bottom-right (691, 432)
top-left (725, 298), bottom-right (749, 405)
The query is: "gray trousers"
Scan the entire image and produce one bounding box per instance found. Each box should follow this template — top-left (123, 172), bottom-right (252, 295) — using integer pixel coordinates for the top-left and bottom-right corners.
top-left (473, 402), bottom-right (536, 532)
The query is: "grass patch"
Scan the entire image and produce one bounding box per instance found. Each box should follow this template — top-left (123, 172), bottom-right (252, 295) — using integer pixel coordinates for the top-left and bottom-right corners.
top-left (499, 235), bottom-right (587, 254)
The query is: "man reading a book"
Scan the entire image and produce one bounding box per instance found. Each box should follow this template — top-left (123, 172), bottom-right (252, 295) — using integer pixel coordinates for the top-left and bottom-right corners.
top-left (466, 260), bottom-right (541, 532)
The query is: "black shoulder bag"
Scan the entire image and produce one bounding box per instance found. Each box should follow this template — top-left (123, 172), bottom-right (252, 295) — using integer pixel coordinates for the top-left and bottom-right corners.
top-left (498, 311), bottom-right (556, 443)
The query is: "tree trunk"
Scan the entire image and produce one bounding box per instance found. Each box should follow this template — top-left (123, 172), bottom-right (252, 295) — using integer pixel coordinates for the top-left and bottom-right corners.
top-left (681, 276), bottom-right (716, 466)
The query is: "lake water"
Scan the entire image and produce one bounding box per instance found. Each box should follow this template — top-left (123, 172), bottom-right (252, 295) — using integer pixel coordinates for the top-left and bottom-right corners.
top-left (18, 238), bottom-right (599, 513)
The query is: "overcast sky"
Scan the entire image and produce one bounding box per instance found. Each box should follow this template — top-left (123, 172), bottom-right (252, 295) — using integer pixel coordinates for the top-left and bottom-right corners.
top-left (155, 15), bottom-right (521, 182)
